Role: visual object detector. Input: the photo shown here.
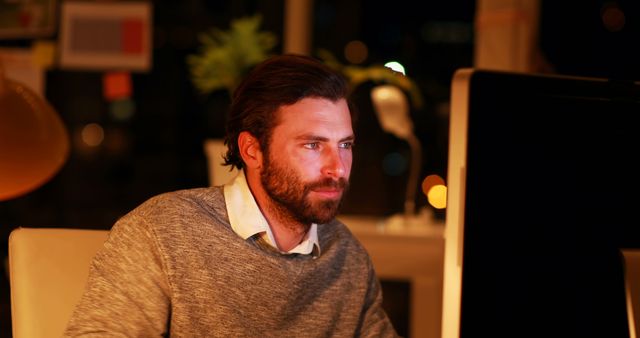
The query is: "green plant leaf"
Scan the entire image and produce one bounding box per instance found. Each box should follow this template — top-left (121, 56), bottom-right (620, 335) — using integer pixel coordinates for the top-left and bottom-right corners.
top-left (187, 15), bottom-right (278, 97)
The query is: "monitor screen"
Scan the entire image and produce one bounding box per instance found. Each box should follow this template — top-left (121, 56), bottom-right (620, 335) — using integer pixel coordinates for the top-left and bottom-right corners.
top-left (442, 69), bottom-right (640, 338)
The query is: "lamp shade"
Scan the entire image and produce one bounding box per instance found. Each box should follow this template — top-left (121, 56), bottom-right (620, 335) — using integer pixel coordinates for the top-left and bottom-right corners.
top-left (370, 84), bottom-right (414, 140)
top-left (0, 72), bottom-right (70, 201)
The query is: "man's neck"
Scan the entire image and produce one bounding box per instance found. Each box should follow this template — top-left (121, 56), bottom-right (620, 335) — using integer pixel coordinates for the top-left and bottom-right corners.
top-left (266, 213), bottom-right (310, 252)
top-left (245, 169), bottom-right (311, 252)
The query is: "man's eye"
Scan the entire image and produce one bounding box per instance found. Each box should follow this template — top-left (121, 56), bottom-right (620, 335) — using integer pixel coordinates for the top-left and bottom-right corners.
top-left (303, 143), bottom-right (318, 149)
top-left (339, 142), bottom-right (353, 149)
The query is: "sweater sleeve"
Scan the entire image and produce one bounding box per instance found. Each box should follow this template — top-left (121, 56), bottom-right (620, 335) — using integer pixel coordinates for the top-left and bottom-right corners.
top-left (358, 259), bottom-right (401, 338)
top-left (63, 212), bottom-right (171, 337)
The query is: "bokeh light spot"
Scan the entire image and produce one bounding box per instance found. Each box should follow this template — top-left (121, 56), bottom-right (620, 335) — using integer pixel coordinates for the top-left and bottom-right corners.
top-left (422, 174), bottom-right (447, 209)
top-left (81, 123), bottom-right (105, 147)
top-left (384, 61), bottom-right (406, 75)
top-left (427, 184), bottom-right (447, 209)
top-left (344, 40), bottom-right (368, 64)
top-left (422, 174), bottom-right (445, 195)
top-left (601, 3), bottom-right (625, 32)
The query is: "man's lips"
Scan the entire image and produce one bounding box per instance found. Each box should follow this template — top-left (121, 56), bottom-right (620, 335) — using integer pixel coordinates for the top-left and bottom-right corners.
top-left (307, 178), bottom-right (348, 199)
top-left (311, 187), bottom-right (343, 199)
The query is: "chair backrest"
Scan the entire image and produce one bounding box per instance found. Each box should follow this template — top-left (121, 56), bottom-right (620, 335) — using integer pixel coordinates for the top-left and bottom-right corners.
top-left (623, 249), bottom-right (640, 338)
top-left (203, 138), bottom-right (239, 186)
top-left (8, 227), bottom-right (109, 338)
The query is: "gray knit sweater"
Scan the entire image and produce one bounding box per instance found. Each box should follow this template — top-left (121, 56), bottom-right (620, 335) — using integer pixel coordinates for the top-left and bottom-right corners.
top-left (64, 187), bottom-right (399, 337)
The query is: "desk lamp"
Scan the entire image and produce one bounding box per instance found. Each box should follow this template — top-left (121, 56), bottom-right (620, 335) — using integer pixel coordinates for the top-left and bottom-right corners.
top-left (370, 84), bottom-right (422, 224)
top-left (0, 61), bottom-right (70, 201)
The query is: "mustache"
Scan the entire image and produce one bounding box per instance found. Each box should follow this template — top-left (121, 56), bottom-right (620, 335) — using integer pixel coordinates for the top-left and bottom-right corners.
top-left (307, 177), bottom-right (348, 190)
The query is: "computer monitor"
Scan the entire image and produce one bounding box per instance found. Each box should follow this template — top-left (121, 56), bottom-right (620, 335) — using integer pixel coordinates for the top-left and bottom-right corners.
top-left (442, 69), bottom-right (640, 338)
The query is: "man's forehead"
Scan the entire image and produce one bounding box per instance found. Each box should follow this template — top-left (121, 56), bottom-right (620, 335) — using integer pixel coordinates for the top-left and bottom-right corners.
top-left (276, 97), bottom-right (350, 118)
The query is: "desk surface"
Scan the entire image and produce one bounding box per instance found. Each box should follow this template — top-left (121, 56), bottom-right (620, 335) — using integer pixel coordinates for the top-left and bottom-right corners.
top-left (338, 214), bottom-right (445, 238)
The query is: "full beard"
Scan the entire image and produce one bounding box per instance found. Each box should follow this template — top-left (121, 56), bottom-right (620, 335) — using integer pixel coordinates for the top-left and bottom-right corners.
top-left (261, 156), bottom-right (349, 227)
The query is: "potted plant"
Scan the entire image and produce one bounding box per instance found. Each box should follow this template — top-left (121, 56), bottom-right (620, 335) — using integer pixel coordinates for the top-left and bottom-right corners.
top-left (187, 15), bottom-right (277, 186)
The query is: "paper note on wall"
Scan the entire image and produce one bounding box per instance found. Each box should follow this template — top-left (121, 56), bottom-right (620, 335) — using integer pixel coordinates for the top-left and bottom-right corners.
top-left (0, 47), bottom-right (44, 96)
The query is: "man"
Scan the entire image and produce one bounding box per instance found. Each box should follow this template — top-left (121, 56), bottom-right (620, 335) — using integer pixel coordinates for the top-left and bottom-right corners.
top-left (65, 54), bottom-right (399, 337)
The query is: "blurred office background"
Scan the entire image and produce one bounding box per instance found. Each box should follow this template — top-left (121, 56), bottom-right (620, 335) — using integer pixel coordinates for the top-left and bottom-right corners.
top-left (1, 0), bottom-right (639, 336)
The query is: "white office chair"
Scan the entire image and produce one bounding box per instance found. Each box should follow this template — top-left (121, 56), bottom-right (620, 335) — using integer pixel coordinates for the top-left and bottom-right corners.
top-left (203, 138), bottom-right (239, 186)
top-left (8, 227), bottom-right (109, 338)
top-left (623, 249), bottom-right (640, 338)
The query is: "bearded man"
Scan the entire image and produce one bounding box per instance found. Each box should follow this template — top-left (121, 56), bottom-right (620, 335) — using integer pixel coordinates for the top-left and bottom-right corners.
top-left (65, 54), bottom-right (399, 337)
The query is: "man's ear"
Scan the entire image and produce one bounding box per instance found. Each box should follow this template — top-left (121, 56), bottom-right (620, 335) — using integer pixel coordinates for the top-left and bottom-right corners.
top-left (238, 131), bottom-right (263, 170)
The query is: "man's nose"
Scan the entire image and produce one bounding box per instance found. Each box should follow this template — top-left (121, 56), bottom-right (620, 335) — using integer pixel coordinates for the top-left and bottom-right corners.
top-left (322, 147), bottom-right (346, 178)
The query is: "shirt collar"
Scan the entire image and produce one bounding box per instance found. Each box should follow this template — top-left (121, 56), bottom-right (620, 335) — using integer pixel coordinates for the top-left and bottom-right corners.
top-left (223, 170), bottom-right (320, 256)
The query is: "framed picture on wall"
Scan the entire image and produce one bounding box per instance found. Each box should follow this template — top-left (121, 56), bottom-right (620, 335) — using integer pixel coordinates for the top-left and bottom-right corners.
top-left (59, 1), bottom-right (152, 72)
top-left (0, 0), bottom-right (57, 39)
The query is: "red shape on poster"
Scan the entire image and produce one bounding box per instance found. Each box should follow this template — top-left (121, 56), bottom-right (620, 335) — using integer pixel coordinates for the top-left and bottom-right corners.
top-left (122, 19), bottom-right (144, 54)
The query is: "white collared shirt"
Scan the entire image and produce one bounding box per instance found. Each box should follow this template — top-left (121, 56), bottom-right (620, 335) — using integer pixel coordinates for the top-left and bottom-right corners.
top-left (223, 170), bottom-right (320, 255)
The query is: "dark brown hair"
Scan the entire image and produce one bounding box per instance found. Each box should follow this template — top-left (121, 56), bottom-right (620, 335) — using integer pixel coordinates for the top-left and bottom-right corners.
top-left (223, 54), bottom-right (352, 169)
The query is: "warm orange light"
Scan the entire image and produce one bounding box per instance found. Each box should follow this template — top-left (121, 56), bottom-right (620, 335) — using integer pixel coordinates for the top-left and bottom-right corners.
top-left (422, 174), bottom-right (445, 194)
top-left (422, 174), bottom-right (447, 209)
top-left (427, 184), bottom-right (447, 209)
top-left (0, 72), bottom-right (70, 201)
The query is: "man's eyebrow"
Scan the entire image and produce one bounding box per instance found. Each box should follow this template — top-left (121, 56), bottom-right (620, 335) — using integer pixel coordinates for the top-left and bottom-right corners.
top-left (340, 135), bottom-right (356, 143)
top-left (295, 134), bottom-right (355, 142)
